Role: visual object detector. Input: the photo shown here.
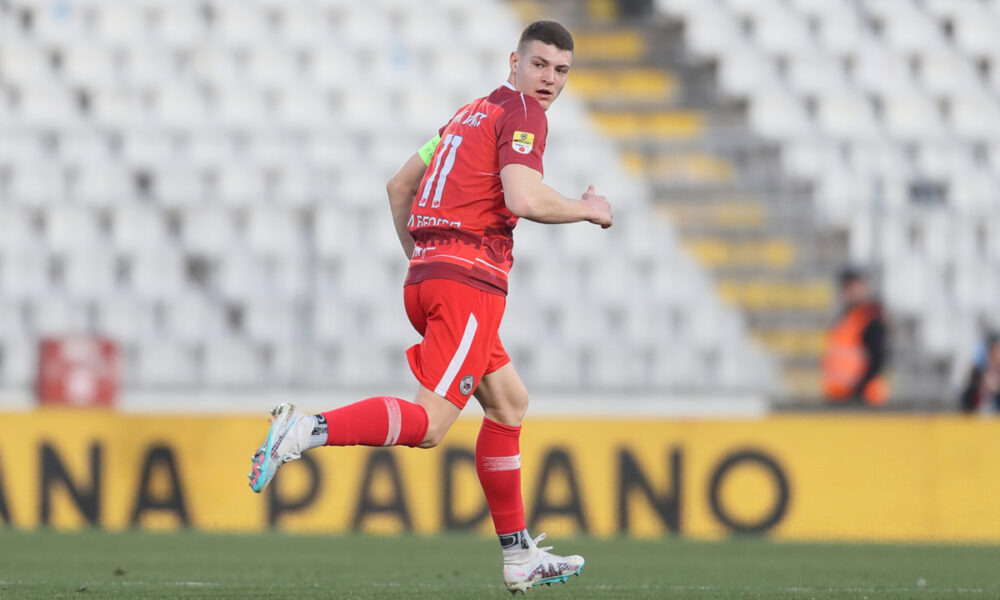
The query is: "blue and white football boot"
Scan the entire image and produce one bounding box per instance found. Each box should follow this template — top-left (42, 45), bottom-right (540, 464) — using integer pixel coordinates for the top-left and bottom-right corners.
top-left (248, 403), bottom-right (306, 493)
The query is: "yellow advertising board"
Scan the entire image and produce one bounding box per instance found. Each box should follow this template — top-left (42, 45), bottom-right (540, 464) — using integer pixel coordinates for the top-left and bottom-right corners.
top-left (0, 410), bottom-right (998, 542)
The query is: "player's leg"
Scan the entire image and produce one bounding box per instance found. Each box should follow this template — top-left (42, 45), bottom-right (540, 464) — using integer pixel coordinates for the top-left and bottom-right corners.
top-left (249, 279), bottom-right (495, 492)
top-left (474, 361), bottom-right (584, 593)
top-left (473, 362), bottom-right (529, 539)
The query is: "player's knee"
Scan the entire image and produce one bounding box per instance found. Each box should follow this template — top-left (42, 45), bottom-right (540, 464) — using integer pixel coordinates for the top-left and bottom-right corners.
top-left (418, 420), bottom-right (450, 448)
top-left (487, 388), bottom-right (529, 426)
top-left (418, 432), bottom-right (444, 449)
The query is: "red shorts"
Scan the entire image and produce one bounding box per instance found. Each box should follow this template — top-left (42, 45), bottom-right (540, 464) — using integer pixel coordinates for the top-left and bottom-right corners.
top-left (404, 278), bottom-right (510, 409)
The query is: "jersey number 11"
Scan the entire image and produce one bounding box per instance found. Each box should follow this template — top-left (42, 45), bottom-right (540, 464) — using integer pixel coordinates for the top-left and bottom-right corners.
top-left (419, 134), bottom-right (463, 209)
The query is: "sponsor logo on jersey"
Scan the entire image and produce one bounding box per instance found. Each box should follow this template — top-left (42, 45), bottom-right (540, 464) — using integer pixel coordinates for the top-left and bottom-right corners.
top-left (408, 214), bottom-right (462, 229)
top-left (459, 375), bottom-right (475, 395)
top-left (512, 131), bottom-right (534, 154)
top-left (462, 111), bottom-right (488, 127)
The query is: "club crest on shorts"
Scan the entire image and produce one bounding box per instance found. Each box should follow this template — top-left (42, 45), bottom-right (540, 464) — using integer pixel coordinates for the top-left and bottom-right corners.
top-left (459, 375), bottom-right (475, 395)
top-left (512, 131), bottom-right (534, 154)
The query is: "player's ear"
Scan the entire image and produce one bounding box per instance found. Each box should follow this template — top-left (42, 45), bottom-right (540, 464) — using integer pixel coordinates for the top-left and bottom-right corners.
top-left (509, 51), bottom-right (519, 72)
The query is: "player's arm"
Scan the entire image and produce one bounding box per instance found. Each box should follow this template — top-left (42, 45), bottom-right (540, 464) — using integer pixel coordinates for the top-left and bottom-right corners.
top-left (386, 153), bottom-right (429, 259)
top-left (500, 164), bottom-right (612, 228)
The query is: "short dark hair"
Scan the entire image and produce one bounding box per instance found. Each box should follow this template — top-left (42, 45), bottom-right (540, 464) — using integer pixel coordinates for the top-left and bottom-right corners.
top-left (518, 20), bottom-right (574, 54)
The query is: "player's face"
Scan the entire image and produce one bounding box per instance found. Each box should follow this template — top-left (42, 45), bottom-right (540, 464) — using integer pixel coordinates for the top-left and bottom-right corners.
top-left (510, 40), bottom-right (572, 111)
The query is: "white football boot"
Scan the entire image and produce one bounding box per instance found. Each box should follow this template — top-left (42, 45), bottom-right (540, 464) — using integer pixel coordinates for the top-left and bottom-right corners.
top-left (503, 533), bottom-right (585, 594)
top-left (248, 403), bottom-right (308, 493)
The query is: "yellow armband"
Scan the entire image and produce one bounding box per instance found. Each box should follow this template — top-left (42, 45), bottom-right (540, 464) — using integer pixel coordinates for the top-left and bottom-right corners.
top-left (418, 133), bottom-right (441, 166)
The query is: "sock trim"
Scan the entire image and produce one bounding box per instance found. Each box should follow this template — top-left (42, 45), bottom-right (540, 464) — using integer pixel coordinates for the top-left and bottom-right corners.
top-left (383, 397), bottom-right (402, 446)
top-left (481, 454), bottom-right (521, 472)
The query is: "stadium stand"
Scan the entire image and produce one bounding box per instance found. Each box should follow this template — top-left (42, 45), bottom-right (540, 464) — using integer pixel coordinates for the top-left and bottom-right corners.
top-left (530, 0), bottom-right (1000, 404)
top-left (0, 0), bottom-right (776, 402)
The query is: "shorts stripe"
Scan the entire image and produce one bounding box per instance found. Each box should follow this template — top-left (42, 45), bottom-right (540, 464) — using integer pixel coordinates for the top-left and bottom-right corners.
top-left (383, 397), bottom-right (402, 446)
top-left (434, 313), bottom-right (478, 397)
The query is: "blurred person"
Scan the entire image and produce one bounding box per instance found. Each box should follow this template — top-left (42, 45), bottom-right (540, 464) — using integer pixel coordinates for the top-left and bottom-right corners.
top-left (821, 266), bottom-right (889, 406)
top-left (959, 333), bottom-right (1000, 414)
top-left (247, 21), bottom-right (612, 594)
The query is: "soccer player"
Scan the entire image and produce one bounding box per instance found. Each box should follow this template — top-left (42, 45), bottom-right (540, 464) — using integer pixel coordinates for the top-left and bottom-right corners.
top-left (248, 20), bottom-right (612, 594)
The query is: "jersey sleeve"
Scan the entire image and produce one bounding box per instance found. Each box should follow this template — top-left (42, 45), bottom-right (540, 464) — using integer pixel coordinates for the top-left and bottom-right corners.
top-left (495, 96), bottom-right (547, 175)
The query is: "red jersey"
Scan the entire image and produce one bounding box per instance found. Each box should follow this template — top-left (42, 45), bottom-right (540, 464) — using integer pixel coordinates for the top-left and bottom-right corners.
top-left (404, 82), bottom-right (548, 296)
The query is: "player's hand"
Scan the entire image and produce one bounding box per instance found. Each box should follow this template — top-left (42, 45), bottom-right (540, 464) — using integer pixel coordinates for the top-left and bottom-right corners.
top-left (581, 185), bottom-right (612, 229)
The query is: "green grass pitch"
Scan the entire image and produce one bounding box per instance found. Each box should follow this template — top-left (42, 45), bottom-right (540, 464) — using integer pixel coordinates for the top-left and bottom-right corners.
top-left (0, 530), bottom-right (997, 599)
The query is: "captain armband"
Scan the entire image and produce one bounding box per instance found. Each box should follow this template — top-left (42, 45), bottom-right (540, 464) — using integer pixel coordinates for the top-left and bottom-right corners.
top-left (418, 133), bottom-right (442, 166)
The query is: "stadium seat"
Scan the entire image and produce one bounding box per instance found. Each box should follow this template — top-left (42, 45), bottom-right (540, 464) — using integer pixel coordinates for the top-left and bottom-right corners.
top-left (881, 93), bottom-right (946, 141)
top-left (45, 206), bottom-right (104, 254)
top-left (0, 44), bottom-right (52, 85)
top-left (0, 250), bottom-right (49, 301)
top-left (0, 337), bottom-right (38, 387)
top-left (950, 94), bottom-right (1000, 142)
top-left (204, 337), bottom-right (264, 387)
top-left (919, 51), bottom-right (984, 100)
top-left (32, 295), bottom-right (89, 337)
top-left (815, 92), bottom-right (881, 141)
top-left (216, 163), bottom-right (267, 205)
top-left (786, 51), bottom-right (849, 96)
top-left (0, 206), bottom-right (40, 256)
top-left (813, 5), bottom-right (864, 59)
top-left (93, 3), bottom-right (148, 45)
top-left (15, 84), bottom-right (79, 128)
top-left (150, 2), bottom-right (206, 48)
top-left (751, 3), bottom-right (814, 58)
top-left (877, 3), bottom-right (948, 57)
top-left (29, 0), bottom-right (88, 44)
top-left (214, 86), bottom-right (270, 129)
top-left (854, 49), bottom-right (917, 96)
top-left (95, 295), bottom-right (158, 345)
top-left (128, 250), bottom-right (186, 301)
top-left (152, 86), bottom-right (211, 129)
top-left (246, 206), bottom-right (304, 259)
top-left (244, 299), bottom-right (300, 343)
top-left (162, 292), bottom-right (227, 345)
top-left (216, 253), bottom-right (269, 301)
top-left (135, 341), bottom-right (200, 387)
top-left (63, 250), bottom-right (118, 301)
top-left (717, 46), bottom-right (781, 97)
top-left (112, 205), bottom-right (170, 254)
top-left (951, 3), bottom-right (1000, 58)
top-left (682, 3), bottom-right (744, 59)
top-left (747, 91), bottom-right (813, 141)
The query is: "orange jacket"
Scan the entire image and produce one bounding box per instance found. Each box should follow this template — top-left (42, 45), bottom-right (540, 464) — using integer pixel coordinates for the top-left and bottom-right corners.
top-left (822, 303), bottom-right (888, 405)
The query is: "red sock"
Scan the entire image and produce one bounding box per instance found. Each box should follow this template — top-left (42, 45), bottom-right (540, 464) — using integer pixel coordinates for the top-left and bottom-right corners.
top-left (476, 417), bottom-right (526, 535)
top-left (322, 397), bottom-right (428, 447)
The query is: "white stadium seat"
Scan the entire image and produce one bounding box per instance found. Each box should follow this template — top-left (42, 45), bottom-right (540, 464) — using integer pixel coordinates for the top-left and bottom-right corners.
top-left (0, 251), bottom-right (49, 300)
top-left (63, 250), bottom-right (118, 300)
top-left (717, 47), bottom-right (781, 97)
top-left (112, 205), bottom-right (170, 254)
top-left (33, 295), bottom-right (89, 337)
top-left (129, 250), bottom-right (186, 301)
top-left (96, 295), bottom-right (158, 345)
top-left (748, 91), bottom-right (813, 140)
top-left (136, 341), bottom-right (200, 387)
top-left (683, 3), bottom-right (744, 58)
top-left (816, 92), bottom-right (881, 141)
top-left (45, 206), bottom-right (103, 254)
top-left (786, 51), bottom-right (850, 96)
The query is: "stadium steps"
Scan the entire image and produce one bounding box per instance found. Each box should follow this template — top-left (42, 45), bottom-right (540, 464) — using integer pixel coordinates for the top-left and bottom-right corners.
top-left (504, 0), bottom-right (850, 404)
